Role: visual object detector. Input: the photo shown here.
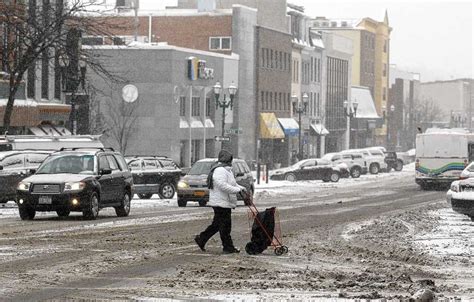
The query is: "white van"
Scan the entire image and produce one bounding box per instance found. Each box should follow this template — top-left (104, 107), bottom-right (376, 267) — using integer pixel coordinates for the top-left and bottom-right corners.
top-left (415, 129), bottom-right (474, 189)
top-left (0, 135), bottom-right (104, 152)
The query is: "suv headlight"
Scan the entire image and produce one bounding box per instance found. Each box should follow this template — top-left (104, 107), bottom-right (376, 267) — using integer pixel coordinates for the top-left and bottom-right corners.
top-left (17, 182), bottom-right (31, 191)
top-left (450, 183), bottom-right (459, 192)
top-left (177, 181), bottom-right (189, 189)
top-left (64, 182), bottom-right (86, 192)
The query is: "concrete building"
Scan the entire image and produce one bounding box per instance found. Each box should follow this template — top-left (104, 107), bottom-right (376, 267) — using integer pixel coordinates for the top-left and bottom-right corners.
top-left (321, 31), bottom-right (353, 152)
top-left (419, 79), bottom-right (474, 129)
top-left (86, 43), bottom-right (239, 167)
top-left (0, 0), bottom-right (71, 135)
top-left (388, 65), bottom-right (420, 150)
top-left (312, 12), bottom-right (391, 145)
top-left (256, 26), bottom-right (292, 167)
top-left (287, 4), bottom-right (326, 159)
top-left (84, 5), bottom-right (258, 163)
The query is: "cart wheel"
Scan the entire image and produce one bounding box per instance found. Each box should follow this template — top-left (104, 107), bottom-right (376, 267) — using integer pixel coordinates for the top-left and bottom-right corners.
top-left (281, 245), bottom-right (289, 254)
top-left (274, 246), bottom-right (285, 256)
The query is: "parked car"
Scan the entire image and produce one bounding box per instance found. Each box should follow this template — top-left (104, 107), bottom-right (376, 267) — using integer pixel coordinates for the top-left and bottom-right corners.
top-left (270, 158), bottom-right (341, 182)
top-left (447, 179), bottom-right (474, 221)
top-left (16, 148), bottom-right (133, 220)
top-left (359, 148), bottom-right (388, 174)
top-left (177, 158), bottom-right (254, 207)
top-left (127, 156), bottom-right (181, 199)
top-left (326, 151), bottom-right (367, 178)
top-left (0, 150), bottom-right (52, 203)
top-left (384, 151), bottom-right (404, 172)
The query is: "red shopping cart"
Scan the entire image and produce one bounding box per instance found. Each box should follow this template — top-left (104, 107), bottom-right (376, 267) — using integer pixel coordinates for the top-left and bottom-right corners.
top-left (242, 192), bottom-right (288, 256)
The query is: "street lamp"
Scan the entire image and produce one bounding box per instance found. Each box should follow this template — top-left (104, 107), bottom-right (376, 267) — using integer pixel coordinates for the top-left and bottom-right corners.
top-left (214, 81), bottom-right (237, 147)
top-left (292, 93), bottom-right (309, 160)
top-left (59, 53), bottom-right (87, 135)
top-left (383, 104), bottom-right (395, 149)
top-left (343, 99), bottom-right (359, 148)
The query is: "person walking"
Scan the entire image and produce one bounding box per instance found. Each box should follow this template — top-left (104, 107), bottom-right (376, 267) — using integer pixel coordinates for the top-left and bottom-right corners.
top-left (194, 149), bottom-right (246, 254)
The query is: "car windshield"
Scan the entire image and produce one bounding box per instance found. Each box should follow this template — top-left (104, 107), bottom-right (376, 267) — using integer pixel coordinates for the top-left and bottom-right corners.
top-left (467, 163), bottom-right (474, 172)
top-left (321, 153), bottom-right (334, 161)
top-left (36, 154), bottom-right (95, 175)
top-left (188, 161), bottom-right (216, 175)
top-left (290, 159), bottom-right (311, 169)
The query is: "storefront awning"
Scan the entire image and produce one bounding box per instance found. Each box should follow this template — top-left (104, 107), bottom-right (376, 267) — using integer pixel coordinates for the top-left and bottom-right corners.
top-left (278, 118), bottom-right (299, 136)
top-left (310, 123), bottom-right (330, 136)
top-left (260, 113), bottom-right (285, 139)
top-left (0, 99), bottom-right (39, 127)
top-left (351, 86), bottom-right (381, 119)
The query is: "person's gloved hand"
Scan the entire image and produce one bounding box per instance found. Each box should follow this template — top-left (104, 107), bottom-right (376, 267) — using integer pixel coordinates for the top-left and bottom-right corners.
top-left (240, 187), bottom-right (248, 197)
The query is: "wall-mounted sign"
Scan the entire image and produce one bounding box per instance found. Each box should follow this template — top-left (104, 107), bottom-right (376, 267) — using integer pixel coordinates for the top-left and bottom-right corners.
top-left (187, 57), bottom-right (214, 81)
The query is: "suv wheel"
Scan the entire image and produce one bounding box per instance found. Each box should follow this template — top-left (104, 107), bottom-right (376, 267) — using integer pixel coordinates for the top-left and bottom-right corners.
top-left (115, 192), bottom-right (131, 217)
top-left (137, 193), bottom-right (153, 199)
top-left (285, 173), bottom-right (297, 182)
top-left (330, 171), bottom-right (340, 182)
top-left (159, 183), bottom-right (176, 199)
top-left (56, 209), bottom-right (70, 218)
top-left (350, 167), bottom-right (361, 178)
top-left (83, 193), bottom-right (99, 220)
top-left (177, 198), bottom-right (187, 207)
top-left (369, 163), bottom-right (380, 174)
top-left (395, 160), bottom-right (403, 171)
top-left (198, 200), bottom-right (207, 207)
top-left (19, 206), bottom-right (36, 220)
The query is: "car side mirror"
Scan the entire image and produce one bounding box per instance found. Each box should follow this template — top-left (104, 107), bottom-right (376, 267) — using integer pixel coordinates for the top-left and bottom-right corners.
top-left (29, 168), bottom-right (36, 174)
top-left (100, 168), bottom-right (112, 175)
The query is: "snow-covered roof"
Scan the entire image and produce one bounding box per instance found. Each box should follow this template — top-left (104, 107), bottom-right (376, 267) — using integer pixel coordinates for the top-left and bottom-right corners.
top-left (84, 8), bottom-right (232, 17)
top-left (0, 99), bottom-right (38, 107)
top-left (84, 41), bottom-right (239, 60)
top-left (351, 86), bottom-right (380, 119)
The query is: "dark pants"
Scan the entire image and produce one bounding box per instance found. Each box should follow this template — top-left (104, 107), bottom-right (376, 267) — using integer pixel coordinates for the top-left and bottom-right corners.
top-left (199, 206), bottom-right (234, 250)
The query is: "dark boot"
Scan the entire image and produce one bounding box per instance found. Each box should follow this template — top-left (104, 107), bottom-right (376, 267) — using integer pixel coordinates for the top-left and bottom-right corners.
top-left (223, 247), bottom-right (240, 254)
top-left (194, 235), bottom-right (206, 251)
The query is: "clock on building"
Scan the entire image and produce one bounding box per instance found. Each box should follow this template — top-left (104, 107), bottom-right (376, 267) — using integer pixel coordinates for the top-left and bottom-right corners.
top-left (122, 84), bottom-right (138, 103)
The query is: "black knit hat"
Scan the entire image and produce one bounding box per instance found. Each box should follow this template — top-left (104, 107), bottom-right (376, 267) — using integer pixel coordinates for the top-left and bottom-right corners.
top-left (218, 149), bottom-right (233, 165)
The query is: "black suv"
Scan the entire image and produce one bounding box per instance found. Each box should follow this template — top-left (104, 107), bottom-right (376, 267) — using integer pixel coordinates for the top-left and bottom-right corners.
top-left (126, 156), bottom-right (181, 199)
top-left (0, 150), bottom-right (52, 203)
top-left (16, 148), bottom-right (133, 220)
top-left (384, 151), bottom-right (404, 172)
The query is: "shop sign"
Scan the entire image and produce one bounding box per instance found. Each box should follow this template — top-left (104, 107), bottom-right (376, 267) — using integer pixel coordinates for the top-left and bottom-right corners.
top-left (187, 57), bottom-right (214, 81)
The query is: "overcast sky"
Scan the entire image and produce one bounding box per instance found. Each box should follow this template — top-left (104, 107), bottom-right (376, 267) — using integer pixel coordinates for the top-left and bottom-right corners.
top-left (130, 0), bottom-right (473, 82)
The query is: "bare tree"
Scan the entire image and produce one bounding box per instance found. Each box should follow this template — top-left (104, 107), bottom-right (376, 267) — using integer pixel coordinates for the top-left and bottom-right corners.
top-left (0, 0), bottom-right (125, 132)
top-left (414, 97), bottom-right (445, 125)
top-left (89, 84), bottom-right (139, 155)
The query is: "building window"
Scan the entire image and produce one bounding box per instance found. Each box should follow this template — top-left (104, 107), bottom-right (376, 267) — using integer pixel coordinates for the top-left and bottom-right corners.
top-left (383, 88), bottom-right (386, 101)
top-left (179, 96), bottom-right (186, 116)
top-left (261, 91), bottom-right (265, 110)
top-left (205, 97), bottom-right (211, 117)
top-left (383, 40), bottom-right (387, 53)
top-left (82, 36), bottom-right (104, 46)
top-left (383, 63), bottom-right (387, 77)
top-left (265, 91), bottom-right (269, 110)
top-left (191, 97), bottom-right (200, 116)
top-left (261, 48), bottom-right (265, 67)
top-left (209, 37), bottom-right (231, 51)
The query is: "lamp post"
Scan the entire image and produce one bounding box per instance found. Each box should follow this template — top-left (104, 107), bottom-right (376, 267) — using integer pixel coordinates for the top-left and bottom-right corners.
top-left (59, 53), bottom-right (86, 135)
top-left (213, 81), bottom-right (237, 148)
top-left (383, 104), bottom-right (395, 149)
top-left (292, 93), bottom-right (309, 160)
top-left (343, 99), bottom-right (359, 148)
